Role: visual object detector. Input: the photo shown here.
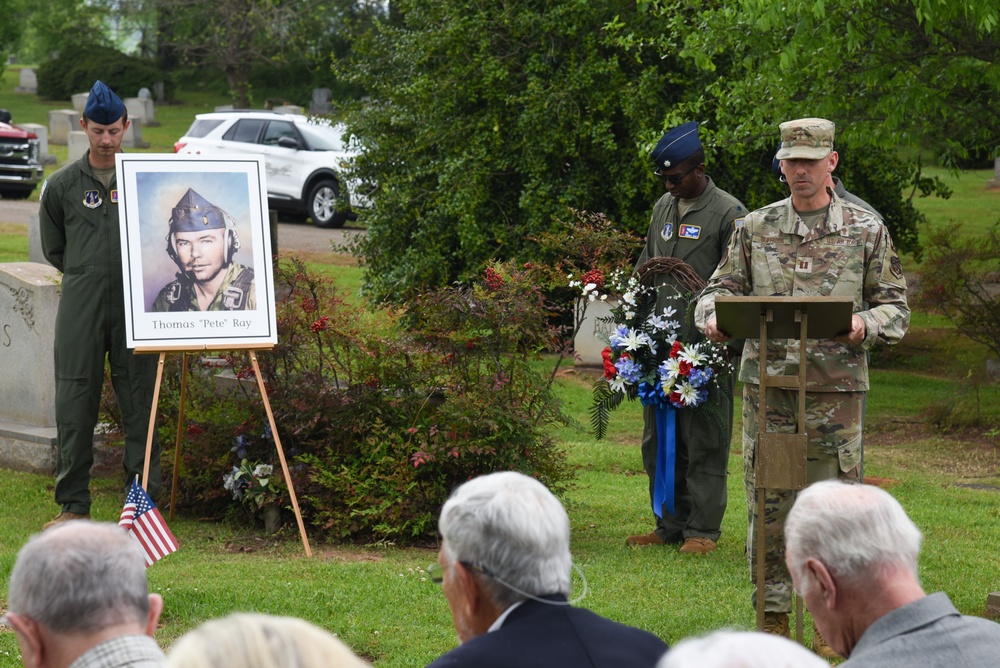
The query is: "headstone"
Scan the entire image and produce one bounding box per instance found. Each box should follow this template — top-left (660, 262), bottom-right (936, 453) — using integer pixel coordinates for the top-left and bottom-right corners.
top-left (124, 97), bottom-right (157, 127)
top-left (28, 213), bottom-right (46, 265)
top-left (274, 104), bottom-right (305, 115)
top-left (71, 92), bottom-right (90, 113)
top-left (215, 104), bottom-right (234, 112)
top-left (123, 117), bottom-right (149, 148)
top-left (986, 157), bottom-right (1000, 190)
top-left (138, 87), bottom-right (152, 99)
top-left (49, 109), bottom-right (81, 145)
top-left (19, 122), bottom-right (57, 164)
top-left (573, 298), bottom-right (618, 366)
top-left (153, 81), bottom-right (165, 104)
top-left (987, 592), bottom-right (1000, 619)
top-left (15, 68), bottom-right (38, 94)
top-left (308, 88), bottom-right (333, 115)
top-left (0, 263), bottom-right (60, 428)
top-left (67, 131), bottom-right (90, 163)
top-left (0, 263), bottom-right (113, 475)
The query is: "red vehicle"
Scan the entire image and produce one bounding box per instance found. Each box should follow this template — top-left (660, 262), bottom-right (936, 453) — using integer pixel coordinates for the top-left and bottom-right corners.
top-left (0, 109), bottom-right (45, 200)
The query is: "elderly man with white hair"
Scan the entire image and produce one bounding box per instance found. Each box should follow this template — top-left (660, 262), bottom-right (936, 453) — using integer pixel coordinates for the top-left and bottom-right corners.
top-left (657, 629), bottom-right (829, 668)
top-left (785, 480), bottom-right (1000, 666)
top-left (3, 521), bottom-right (165, 668)
top-left (426, 471), bottom-right (668, 667)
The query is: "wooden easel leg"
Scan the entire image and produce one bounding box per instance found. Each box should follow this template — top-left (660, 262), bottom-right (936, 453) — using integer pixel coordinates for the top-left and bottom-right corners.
top-left (141, 352), bottom-right (166, 492)
top-left (249, 350), bottom-right (312, 557)
top-left (169, 353), bottom-right (189, 521)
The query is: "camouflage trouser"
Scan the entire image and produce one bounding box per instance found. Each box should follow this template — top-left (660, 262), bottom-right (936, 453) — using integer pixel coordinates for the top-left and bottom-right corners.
top-left (742, 384), bottom-right (863, 613)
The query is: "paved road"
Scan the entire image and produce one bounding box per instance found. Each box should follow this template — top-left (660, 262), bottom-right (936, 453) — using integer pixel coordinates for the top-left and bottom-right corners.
top-left (0, 199), bottom-right (364, 254)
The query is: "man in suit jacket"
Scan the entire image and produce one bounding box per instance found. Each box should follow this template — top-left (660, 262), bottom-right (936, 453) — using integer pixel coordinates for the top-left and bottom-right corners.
top-left (785, 480), bottom-right (1000, 666)
top-left (426, 471), bottom-right (668, 668)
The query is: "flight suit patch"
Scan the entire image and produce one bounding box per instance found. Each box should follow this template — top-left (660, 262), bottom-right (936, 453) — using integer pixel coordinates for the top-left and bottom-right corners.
top-left (661, 222), bottom-right (674, 241)
top-left (83, 190), bottom-right (102, 209)
top-left (679, 224), bottom-right (701, 239)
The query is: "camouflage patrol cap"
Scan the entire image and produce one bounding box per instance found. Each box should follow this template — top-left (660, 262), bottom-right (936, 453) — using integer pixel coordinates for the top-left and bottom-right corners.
top-left (775, 118), bottom-right (835, 160)
top-left (169, 188), bottom-right (227, 233)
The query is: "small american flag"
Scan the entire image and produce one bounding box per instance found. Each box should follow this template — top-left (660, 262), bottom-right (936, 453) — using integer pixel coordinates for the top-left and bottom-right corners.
top-left (119, 480), bottom-right (179, 567)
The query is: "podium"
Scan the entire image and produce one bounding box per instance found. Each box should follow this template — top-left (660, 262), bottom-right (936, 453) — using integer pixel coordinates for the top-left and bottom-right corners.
top-left (715, 295), bottom-right (852, 641)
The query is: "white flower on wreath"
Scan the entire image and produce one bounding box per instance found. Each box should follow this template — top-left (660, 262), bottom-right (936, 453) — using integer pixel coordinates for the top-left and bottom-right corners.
top-left (678, 344), bottom-right (708, 366)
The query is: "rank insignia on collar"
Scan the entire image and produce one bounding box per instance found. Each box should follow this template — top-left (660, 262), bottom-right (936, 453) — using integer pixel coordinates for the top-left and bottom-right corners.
top-left (679, 224), bottom-right (701, 239)
top-left (661, 222), bottom-right (674, 241)
top-left (110, 189), bottom-right (119, 204)
top-left (83, 190), bottom-right (102, 209)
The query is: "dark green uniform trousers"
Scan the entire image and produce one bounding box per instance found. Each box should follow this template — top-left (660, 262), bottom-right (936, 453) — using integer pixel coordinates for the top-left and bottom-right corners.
top-left (640, 373), bottom-right (733, 543)
top-left (54, 270), bottom-right (161, 514)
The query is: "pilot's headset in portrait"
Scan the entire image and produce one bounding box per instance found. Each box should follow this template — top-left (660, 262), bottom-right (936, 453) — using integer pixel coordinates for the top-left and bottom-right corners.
top-left (165, 188), bottom-right (241, 269)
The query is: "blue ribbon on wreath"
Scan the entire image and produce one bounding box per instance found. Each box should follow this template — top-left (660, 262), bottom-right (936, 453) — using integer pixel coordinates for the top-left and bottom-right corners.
top-left (638, 380), bottom-right (675, 517)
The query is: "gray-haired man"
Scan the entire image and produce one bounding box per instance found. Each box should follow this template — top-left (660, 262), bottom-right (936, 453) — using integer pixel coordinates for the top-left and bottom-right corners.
top-left (426, 471), bottom-right (668, 667)
top-left (3, 522), bottom-right (165, 668)
top-left (786, 481), bottom-right (1000, 666)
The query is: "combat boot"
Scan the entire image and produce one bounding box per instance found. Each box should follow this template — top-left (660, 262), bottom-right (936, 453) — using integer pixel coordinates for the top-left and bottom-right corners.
top-left (812, 624), bottom-right (840, 659)
top-left (42, 511), bottom-right (91, 530)
top-left (762, 612), bottom-right (790, 638)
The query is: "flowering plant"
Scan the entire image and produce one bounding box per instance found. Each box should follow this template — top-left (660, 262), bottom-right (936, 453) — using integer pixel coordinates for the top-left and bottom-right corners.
top-left (582, 270), bottom-right (734, 439)
top-left (223, 426), bottom-right (284, 509)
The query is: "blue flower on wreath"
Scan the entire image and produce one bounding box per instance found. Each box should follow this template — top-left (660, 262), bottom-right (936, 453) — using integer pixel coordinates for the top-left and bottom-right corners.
top-left (687, 367), bottom-right (714, 388)
top-left (615, 357), bottom-right (643, 384)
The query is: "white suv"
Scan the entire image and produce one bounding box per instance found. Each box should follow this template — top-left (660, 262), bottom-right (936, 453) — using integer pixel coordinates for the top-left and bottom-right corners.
top-left (174, 110), bottom-right (369, 228)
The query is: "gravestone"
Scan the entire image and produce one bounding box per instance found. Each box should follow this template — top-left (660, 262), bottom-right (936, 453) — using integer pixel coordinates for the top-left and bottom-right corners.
top-left (215, 104), bottom-right (234, 112)
top-left (28, 213), bottom-right (46, 265)
top-left (48, 109), bottom-right (81, 145)
top-left (19, 122), bottom-right (57, 164)
top-left (986, 157), bottom-right (1000, 190)
top-left (309, 88), bottom-right (333, 115)
top-left (67, 131), bottom-right (89, 162)
top-left (124, 97), bottom-right (157, 127)
top-left (71, 92), bottom-right (90, 113)
top-left (138, 87), bottom-right (152, 100)
top-left (573, 298), bottom-right (618, 366)
top-left (0, 263), bottom-right (59, 473)
top-left (153, 81), bottom-right (165, 104)
top-left (274, 104), bottom-right (305, 115)
top-left (15, 68), bottom-right (38, 94)
top-left (0, 263), bottom-right (114, 475)
top-left (123, 117), bottom-right (149, 148)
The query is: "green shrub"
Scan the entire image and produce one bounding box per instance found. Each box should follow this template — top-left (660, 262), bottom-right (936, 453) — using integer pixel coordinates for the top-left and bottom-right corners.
top-left (37, 45), bottom-right (171, 103)
top-left (162, 258), bottom-right (573, 542)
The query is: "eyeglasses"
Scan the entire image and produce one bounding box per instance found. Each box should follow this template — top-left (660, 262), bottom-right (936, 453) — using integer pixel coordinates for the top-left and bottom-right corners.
top-left (655, 164), bottom-right (697, 185)
top-left (427, 561), bottom-right (494, 584)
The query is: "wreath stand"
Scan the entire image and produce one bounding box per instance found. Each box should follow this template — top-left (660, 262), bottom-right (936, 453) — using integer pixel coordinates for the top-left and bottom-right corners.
top-left (715, 295), bottom-right (852, 644)
top-left (137, 345), bottom-right (312, 557)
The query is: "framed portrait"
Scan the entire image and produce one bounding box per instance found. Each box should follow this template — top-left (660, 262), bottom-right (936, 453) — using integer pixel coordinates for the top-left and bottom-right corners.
top-left (116, 154), bottom-right (277, 349)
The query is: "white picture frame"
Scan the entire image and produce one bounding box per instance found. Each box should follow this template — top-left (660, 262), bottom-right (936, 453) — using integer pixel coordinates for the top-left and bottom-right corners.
top-left (116, 154), bottom-right (277, 349)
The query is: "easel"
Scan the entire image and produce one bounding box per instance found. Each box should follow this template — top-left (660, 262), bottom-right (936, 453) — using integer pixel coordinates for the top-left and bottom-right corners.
top-left (138, 344), bottom-right (312, 557)
top-left (715, 295), bottom-right (852, 643)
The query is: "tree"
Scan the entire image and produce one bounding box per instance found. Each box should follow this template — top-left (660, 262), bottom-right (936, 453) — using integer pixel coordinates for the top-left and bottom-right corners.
top-left (341, 0), bottom-right (682, 302)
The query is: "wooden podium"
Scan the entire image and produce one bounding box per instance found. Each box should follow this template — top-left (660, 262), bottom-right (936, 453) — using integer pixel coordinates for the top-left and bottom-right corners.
top-left (715, 295), bottom-right (852, 641)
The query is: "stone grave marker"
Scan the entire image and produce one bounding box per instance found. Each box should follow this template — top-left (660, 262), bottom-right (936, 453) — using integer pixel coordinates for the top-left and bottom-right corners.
top-left (15, 68), bottom-right (38, 94)
top-left (48, 109), bottom-right (81, 145)
top-left (71, 92), bottom-right (90, 113)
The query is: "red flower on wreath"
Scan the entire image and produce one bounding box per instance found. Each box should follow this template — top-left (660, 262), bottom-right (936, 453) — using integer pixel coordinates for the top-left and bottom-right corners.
top-left (601, 347), bottom-right (617, 380)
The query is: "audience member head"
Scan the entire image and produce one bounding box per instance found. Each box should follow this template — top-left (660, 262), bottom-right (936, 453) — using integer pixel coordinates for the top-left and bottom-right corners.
top-left (657, 629), bottom-right (830, 668)
top-left (166, 613), bottom-right (367, 668)
top-left (785, 480), bottom-right (925, 657)
top-left (435, 471), bottom-right (572, 640)
top-left (5, 521), bottom-right (162, 668)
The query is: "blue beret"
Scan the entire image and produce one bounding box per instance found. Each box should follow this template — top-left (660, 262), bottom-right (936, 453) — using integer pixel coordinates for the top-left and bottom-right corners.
top-left (169, 189), bottom-right (227, 233)
top-left (651, 121), bottom-right (701, 172)
top-left (84, 80), bottom-right (125, 125)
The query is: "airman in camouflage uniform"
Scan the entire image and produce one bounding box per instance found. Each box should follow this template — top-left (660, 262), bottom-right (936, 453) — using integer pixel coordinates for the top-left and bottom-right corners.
top-left (695, 118), bottom-right (909, 640)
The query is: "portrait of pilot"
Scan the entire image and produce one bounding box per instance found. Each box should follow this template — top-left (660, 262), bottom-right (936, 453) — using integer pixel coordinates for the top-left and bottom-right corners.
top-left (152, 188), bottom-right (256, 312)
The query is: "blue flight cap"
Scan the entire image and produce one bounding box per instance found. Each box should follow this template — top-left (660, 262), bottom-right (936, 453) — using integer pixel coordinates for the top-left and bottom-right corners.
top-left (651, 121), bottom-right (701, 173)
top-left (772, 145), bottom-right (781, 172)
top-left (83, 80), bottom-right (125, 125)
top-left (169, 188), bottom-right (227, 233)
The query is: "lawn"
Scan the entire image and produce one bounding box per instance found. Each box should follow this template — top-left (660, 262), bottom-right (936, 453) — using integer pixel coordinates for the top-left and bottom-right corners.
top-left (2, 68), bottom-right (999, 666)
